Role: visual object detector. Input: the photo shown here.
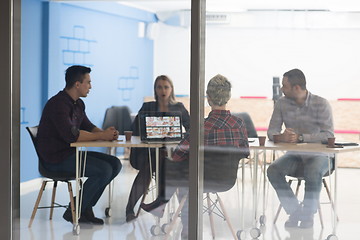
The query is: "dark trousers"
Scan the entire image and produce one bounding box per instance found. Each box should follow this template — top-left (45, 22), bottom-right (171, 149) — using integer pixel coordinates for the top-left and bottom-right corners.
top-left (44, 151), bottom-right (122, 213)
top-left (126, 148), bottom-right (166, 215)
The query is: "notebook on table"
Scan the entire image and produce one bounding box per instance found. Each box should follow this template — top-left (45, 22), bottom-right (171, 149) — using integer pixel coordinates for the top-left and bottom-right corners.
top-left (139, 111), bottom-right (183, 144)
top-left (334, 141), bottom-right (359, 147)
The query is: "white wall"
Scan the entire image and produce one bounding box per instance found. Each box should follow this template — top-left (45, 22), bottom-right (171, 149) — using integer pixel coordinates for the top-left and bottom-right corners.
top-left (153, 22), bottom-right (191, 95)
top-left (154, 11), bottom-right (360, 100)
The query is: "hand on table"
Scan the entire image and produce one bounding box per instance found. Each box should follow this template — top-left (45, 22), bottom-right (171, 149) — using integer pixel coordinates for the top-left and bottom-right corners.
top-left (103, 127), bottom-right (119, 141)
top-left (282, 128), bottom-right (299, 143)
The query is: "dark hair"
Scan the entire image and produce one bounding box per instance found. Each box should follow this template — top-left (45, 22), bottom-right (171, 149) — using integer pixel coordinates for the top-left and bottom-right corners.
top-left (153, 75), bottom-right (176, 104)
top-left (283, 68), bottom-right (306, 90)
top-left (65, 65), bottom-right (91, 89)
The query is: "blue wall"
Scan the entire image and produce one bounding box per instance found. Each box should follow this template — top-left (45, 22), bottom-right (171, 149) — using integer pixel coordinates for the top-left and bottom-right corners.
top-left (21, 0), bottom-right (157, 182)
top-left (21, 0), bottom-right (47, 183)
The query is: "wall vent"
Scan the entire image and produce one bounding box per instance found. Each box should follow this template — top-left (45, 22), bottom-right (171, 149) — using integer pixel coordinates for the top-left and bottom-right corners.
top-left (206, 13), bottom-right (231, 24)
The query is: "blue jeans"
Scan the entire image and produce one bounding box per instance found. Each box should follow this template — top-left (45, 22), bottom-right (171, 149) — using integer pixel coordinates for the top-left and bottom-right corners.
top-left (267, 152), bottom-right (332, 215)
top-left (44, 151), bottom-right (121, 213)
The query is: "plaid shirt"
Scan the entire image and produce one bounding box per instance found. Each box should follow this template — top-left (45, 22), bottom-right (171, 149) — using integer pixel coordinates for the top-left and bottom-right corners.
top-left (172, 110), bottom-right (250, 162)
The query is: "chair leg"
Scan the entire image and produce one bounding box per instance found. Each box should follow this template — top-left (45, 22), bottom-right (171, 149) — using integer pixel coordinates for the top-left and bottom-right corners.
top-left (67, 181), bottom-right (76, 224)
top-left (206, 193), bottom-right (216, 239)
top-left (294, 179), bottom-right (301, 196)
top-left (273, 204), bottom-right (283, 224)
top-left (107, 179), bottom-right (113, 213)
top-left (164, 193), bottom-right (188, 240)
top-left (317, 201), bottom-right (324, 228)
top-left (249, 152), bottom-right (253, 181)
top-left (49, 181), bottom-right (58, 220)
top-left (322, 179), bottom-right (339, 221)
top-left (216, 193), bottom-right (237, 240)
top-left (28, 181), bottom-right (47, 228)
top-left (273, 179), bottom-right (294, 224)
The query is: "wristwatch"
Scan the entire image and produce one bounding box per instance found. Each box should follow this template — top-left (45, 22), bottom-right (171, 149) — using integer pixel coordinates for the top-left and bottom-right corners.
top-left (298, 134), bottom-right (304, 143)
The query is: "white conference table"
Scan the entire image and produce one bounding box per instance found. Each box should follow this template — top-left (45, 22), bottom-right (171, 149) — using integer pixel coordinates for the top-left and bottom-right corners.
top-left (70, 136), bottom-right (360, 238)
top-left (247, 138), bottom-right (360, 240)
top-left (70, 135), bottom-right (163, 235)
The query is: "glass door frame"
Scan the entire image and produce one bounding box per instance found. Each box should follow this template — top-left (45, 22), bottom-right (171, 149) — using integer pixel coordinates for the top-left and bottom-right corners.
top-left (188, 0), bottom-right (206, 239)
top-left (1, 0), bottom-right (21, 239)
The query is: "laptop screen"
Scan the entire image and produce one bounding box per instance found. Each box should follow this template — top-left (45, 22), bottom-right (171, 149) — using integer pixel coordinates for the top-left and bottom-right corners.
top-left (139, 111), bottom-right (183, 142)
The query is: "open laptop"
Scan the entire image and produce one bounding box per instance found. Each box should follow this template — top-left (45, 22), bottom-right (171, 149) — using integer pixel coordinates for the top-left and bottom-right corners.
top-left (139, 111), bottom-right (183, 144)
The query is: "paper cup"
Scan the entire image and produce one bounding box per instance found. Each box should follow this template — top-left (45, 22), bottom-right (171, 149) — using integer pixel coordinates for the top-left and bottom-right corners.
top-left (124, 131), bottom-right (133, 141)
top-left (258, 136), bottom-right (266, 146)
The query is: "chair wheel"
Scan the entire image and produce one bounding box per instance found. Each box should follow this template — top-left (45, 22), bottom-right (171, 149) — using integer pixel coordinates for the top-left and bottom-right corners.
top-left (161, 223), bottom-right (171, 234)
top-left (326, 234), bottom-right (338, 240)
top-left (150, 225), bottom-right (162, 236)
top-left (105, 207), bottom-right (111, 217)
top-left (236, 229), bottom-right (246, 239)
top-left (259, 215), bottom-right (266, 226)
top-left (250, 227), bottom-right (261, 238)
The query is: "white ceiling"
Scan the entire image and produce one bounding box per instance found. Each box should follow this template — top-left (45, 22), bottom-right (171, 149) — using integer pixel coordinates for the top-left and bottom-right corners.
top-left (116, 0), bottom-right (360, 13)
top-left (55, 0), bottom-right (360, 13)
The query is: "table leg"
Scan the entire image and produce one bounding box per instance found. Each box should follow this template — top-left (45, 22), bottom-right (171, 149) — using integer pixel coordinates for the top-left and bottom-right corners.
top-left (326, 153), bottom-right (339, 240)
top-left (261, 149), bottom-right (267, 224)
top-left (242, 157), bottom-right (245, 228)
top-left (249, 150), bottom-right (262, 239)
top-left (155, 147), bottom-right (159, 197)
top-left (147, 148), bottom-right (155, 200)
top-left (333, 153), bottom-right (338, 235)
top-left (253, 150), bottom-right (258, 225)
top-left (73, 147), bottom-right (80, 235)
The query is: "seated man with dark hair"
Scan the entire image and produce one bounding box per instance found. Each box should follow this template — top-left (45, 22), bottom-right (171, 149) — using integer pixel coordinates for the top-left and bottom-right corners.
top-left (267, 68), bottom-right (334, 229)
top-left (37, 65), bottom-right (122, 224)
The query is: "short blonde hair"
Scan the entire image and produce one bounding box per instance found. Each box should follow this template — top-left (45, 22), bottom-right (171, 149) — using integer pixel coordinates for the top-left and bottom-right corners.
top-left (206, 74), bottom-right (231, 106)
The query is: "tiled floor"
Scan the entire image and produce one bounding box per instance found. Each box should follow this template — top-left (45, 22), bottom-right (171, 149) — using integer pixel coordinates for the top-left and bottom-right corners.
top-left (17, 159), bottom-right (360, 240)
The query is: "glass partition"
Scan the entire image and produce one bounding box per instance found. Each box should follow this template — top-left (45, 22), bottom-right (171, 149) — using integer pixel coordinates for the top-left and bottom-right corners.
top-left (19, 0), bottom-right (200, 240)
top-left (203, 1), bottom-right (360, 240)
top-left (15, 0), bottom-right (360, 240)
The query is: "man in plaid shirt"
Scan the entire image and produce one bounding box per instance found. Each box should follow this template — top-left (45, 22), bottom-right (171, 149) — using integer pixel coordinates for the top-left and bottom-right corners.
top-left (141, 74), bottom-right (250, 239)
top-left (172, 108), bottom-right (249, 162)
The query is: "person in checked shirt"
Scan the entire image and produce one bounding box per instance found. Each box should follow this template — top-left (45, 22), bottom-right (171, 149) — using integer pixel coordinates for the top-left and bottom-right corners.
top-left (140, 74), bottom-right (250, 239)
